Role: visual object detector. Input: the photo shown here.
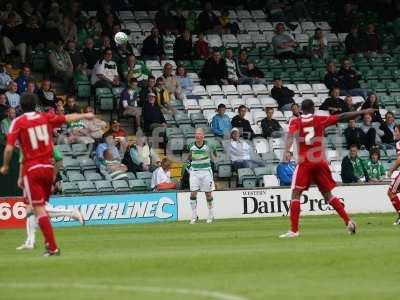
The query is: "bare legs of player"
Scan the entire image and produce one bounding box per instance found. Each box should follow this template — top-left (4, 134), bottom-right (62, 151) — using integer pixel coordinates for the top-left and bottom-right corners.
top-left (32, 205), bottom-right (59, 255)
top-left (280, 190), bottom-right (355, 237)
top-left (387, 189), bottom-right (400, 225)
top-left (190, 191), bottom-right (214, 224)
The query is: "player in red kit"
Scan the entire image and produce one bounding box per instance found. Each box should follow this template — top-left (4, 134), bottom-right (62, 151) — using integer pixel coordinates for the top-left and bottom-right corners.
top-left (386, 125), bottom-right (400, 225)
top-left (0, 93), bottom-right (94, 256)
top-left (279, 99), bottom-right (375, 238)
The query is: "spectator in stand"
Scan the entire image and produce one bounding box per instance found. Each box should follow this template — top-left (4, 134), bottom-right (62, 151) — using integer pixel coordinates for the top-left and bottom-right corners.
top-left (96, 3), bottom-right (119, 31)
top-left (0, 64), bottom-right (12, 92)
top-left (64, 95), bottom-right (80, 114)
top-left (211, 103), bottom-right (232, 138)
top-left (361, 92), bottom-right (383, 123)
top-left (334, 3), bottom-right (356, 34)
top-left (0, 94), bottom-right (9, 121)
top-left (338, 59), bottom-right (368, 99)
top-left (320, 87), bottom-right (347, 115)
top-left (114, 37), bottom-right (134, 64)
top-left (15, 65), bottom-right (33, 95)
top-left (0, 106), bottom-right (15, 135)
top-left (91, 48), bottom-right (120, 88)
top-left (261, 108), bottom-right (283, 138)
top-left (25, 81), bottom-right (36, 94)
top-left (360, 113), bottom-right (383, 150)
top-left (243, 61), bottom-right (266, 85)
top-left (163, 29), bottom-right (176, 60)
top-left (277, 151), bottom-right (296, 186)
top-left (344, 119), bottom-right (364, 149)
top-left (231, 105), bottom-right (254, 139)
top-left (123, 135), bottom-right (160, 173)
top-left (142, 92), bottom-right (167, 136)
top-left (155, 3), bottom-right (176, 34)
top-left (49, 42), bottom-right (74, 86)
top-left (228, 127), bottom-right (265, 170)
top-left (103, 148), bottom-right (128, 180)
top-left (105, 119), bottom-right (128, 154)
top-left (82, 106), bottom-right (107, 141)
top-left (361, 23), bottom-right (382, 57)
top-left (78, 17), bottom-right (102, 48)
top-left (176, 66), bottom-right (193, 97)
top-left (197, 2), bottom-right (221, 33)
top-left (155, 77), bottom-right (174, 114)
top-left (345, 25), bottom-right (363, 56)
top-left (324, 63), bottom-right (341, 91)
top-left (341, 144), bottom-right (369, 183)
top-left (162, 63), bottom-right (183, 100)
top-left (5, 81), bottom-right (20, 110)
top-left (219, 9), bottom-right (239, 35)
top-left (151, 158), bottom-right (177, 191)
top-left (124, 54), bottom-right (150, 84)
top-left (82, 38), bottom-right (100, 70)
top-left (343, 95), bottom-right (362, 112)
top-left (95, 133), bottom-right (121, 167)
top-left (141, 27), bottom-right (165, 60)
top-left (36, 79), bottom-right (56, 109)
top-left (236, 49), bottom-right (249, 79)
top-left (308, 28), bottom-right (328, 59)
top-left (380, 112), bottom-right (396, 147)
top-left (365, 148), bottom-right (386, 182)
top-left (195, 32), bottom-right (210, 59)
top-left (24, 15), bottom-right (44, 49)
top-left (225, 48), bottom-right (238, 84)
top-left (290, 103), bottom-right (301, 118)
top-left (65, 117), bottom-right (95, 146)
top-left (1, 13), bottom-right (27, 63)
top-left (140, 76), bottom-right (156, 102)
top-left (102, 15), bottom-right (121, 43)
top-left (120, 77), bottom-right (142, 133)
top-left (0, 3), bottom-right (22, 25)
top-left (121, 54), bottom-right (151, 85)
top-left (200, 49), bottom-right (228, 85)
top-left (271, 22), bottom-right (298, 60)
top-left (185, 10), bottom-right (197, 33)
top-left (173, 29), bottom-right (193, 61)
top-left (66, 40), bottom-right (87, 71)
top-left (58, 15), bottom-right (78, 43)
top-left (270, 78), bottom-right (295, 111)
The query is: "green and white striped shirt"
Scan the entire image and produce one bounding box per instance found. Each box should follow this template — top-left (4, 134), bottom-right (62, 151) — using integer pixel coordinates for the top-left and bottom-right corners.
top-left (188, 141), bottom-right (215, 171)
top-left (225, 58), bottom-right (238, 81)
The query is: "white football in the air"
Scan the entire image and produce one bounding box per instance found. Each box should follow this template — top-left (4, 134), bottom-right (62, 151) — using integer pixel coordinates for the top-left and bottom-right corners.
top-left (114, 32), bottom-right (128, 45)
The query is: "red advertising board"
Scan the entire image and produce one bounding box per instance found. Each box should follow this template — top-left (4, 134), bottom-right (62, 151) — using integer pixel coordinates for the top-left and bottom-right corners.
top-left (0, 197), bottom-right (26, 229)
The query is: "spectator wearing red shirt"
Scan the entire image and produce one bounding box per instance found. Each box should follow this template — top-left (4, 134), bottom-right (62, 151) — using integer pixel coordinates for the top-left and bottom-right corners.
top-left (195, 33), bottom-right (209, 59)
top-left (106, 119), bottom-right (128, 154)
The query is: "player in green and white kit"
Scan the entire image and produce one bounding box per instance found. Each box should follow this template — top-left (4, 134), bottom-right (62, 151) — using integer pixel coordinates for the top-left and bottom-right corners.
top-left (188, 128), bottom-right (217, 224)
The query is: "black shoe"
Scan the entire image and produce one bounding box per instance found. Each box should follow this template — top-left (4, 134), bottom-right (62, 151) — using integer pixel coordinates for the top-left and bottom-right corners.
top-left (43, 249), bottom-right (61, 257)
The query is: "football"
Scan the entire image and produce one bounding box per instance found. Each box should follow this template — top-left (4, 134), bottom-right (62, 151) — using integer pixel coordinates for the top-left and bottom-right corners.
top-left (114, 31), bottom-right (128, 45)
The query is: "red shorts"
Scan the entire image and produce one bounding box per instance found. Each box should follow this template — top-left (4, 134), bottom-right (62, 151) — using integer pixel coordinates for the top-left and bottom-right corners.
top-left (22, 164), bottom-right (55, 206)
top-left (292, 161), bottom-right (336, 193)
top-left (390, 172), bottom-right (400, 193)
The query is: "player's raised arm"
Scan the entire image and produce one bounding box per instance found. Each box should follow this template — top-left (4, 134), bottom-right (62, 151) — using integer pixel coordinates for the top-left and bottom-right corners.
top-left (337, 108), bottom-right (377, 122)
top-left (65, 112), bottom-right (94, 123)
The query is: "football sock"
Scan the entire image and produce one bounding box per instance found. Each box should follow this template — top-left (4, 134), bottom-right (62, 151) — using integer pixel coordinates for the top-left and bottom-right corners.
top-left (329, 197), bottom-right (350, 225)
top-left (206, 197), bottom-right (213, 218)
top-left (389, 195), bottom-right (400, 212)
top-left (26, 214), bottom-right (37, 247)
top-left (290, 199), bottom-right (301, 233)
top-left (190, 196), bottom-right (197, 219)
top-left (37, 215), bottom-right (58, 252)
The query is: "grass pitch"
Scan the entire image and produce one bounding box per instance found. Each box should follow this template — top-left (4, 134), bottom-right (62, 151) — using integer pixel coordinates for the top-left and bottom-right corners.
top-left (0, 213), bottom-right (399, 300)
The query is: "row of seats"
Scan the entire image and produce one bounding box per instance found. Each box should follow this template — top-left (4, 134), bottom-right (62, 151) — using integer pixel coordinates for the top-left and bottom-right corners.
top-left (62, 179), bottom-right (152, 194)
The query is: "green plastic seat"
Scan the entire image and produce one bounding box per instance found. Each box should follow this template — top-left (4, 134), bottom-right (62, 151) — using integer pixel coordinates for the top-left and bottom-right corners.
top-left (77, 181), bottom-right (97, 193)
top-left (63, 158), bottom-right (81, 171)
top-left (237, 168), bottom-right (257, 188)
top-left (84, 172), bottom-right (103, 181)
top-left (112, 180), bottom-right (131, 192)
top-left (136, 171), bottom-right (153, 179)
top-left (79, 158), bottom-right (97, 171)
top-left (66, 171), bottom-right (85, 182)
top-left (71, 144), bottom-right (89, 157)
top-left (128, 179), bottom-right (149, 191)
top-left (94, 180), bottom-right (114, 193)
top-left (61, 182), bottom-right (79, 194)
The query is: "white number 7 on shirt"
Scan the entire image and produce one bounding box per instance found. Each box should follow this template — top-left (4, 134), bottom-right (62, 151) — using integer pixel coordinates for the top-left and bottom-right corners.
top-left (304, 127), bottom-right (315, 145)
top-left (28, 125), bottom-right (50, 150)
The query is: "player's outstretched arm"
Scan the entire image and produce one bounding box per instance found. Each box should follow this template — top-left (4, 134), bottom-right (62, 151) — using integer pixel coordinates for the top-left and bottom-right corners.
top-left (283, 134), bottom-right (294, 161)
top-left (65, 112), bottom-right (95, 123)
top-left (0, 144), bottom-right (15, 175)
top-left (337, 108), bottom-right (377, 122)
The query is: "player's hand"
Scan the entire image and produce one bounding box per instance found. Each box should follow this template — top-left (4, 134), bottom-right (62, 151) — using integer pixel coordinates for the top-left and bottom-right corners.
top-left (17, 177), bottom-right (23, 189)
top-left (0, 165), bottom-right (9, 175)
top-left (363, 108), bottom-right (377, 115)
top-left (85, 112), bottom-right (95, 120)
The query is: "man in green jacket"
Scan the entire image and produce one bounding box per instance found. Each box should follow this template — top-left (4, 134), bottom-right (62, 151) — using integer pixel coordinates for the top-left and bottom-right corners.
top-left (341, 144), bottom-right (369, 183)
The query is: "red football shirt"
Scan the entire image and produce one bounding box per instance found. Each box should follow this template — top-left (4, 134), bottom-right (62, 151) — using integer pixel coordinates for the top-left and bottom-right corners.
top-left (7, 112), bottom-right (66, 170)
top-left (289, 114), bottom-right (338, 163)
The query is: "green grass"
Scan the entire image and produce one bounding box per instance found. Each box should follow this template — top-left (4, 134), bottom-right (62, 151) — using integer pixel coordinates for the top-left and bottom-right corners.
top-left (1, 214), bottom-right (400, 300)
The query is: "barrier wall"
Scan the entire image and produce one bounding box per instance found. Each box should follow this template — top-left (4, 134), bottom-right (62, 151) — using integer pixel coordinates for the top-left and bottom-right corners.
top-left (0, 184), bottom-right (394, 229)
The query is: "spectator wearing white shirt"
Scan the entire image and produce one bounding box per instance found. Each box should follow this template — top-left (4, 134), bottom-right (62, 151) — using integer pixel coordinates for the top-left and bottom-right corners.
top-left (151, 158), bottom-right (177, 191)
top-left (0, 64), bottom-right (12, 92)
top-left (228, 128), bottom-right (265, 170)
top-left (91, 48), bottom-right (120, 88)
top-left (5, 81), bottom-right (20, 110)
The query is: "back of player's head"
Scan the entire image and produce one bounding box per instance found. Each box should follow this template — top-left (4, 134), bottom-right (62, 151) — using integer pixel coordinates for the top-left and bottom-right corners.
top-left (20, 93), bottom-right (37, 112)
top-left (301, 99), bottom-right (315, 114)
